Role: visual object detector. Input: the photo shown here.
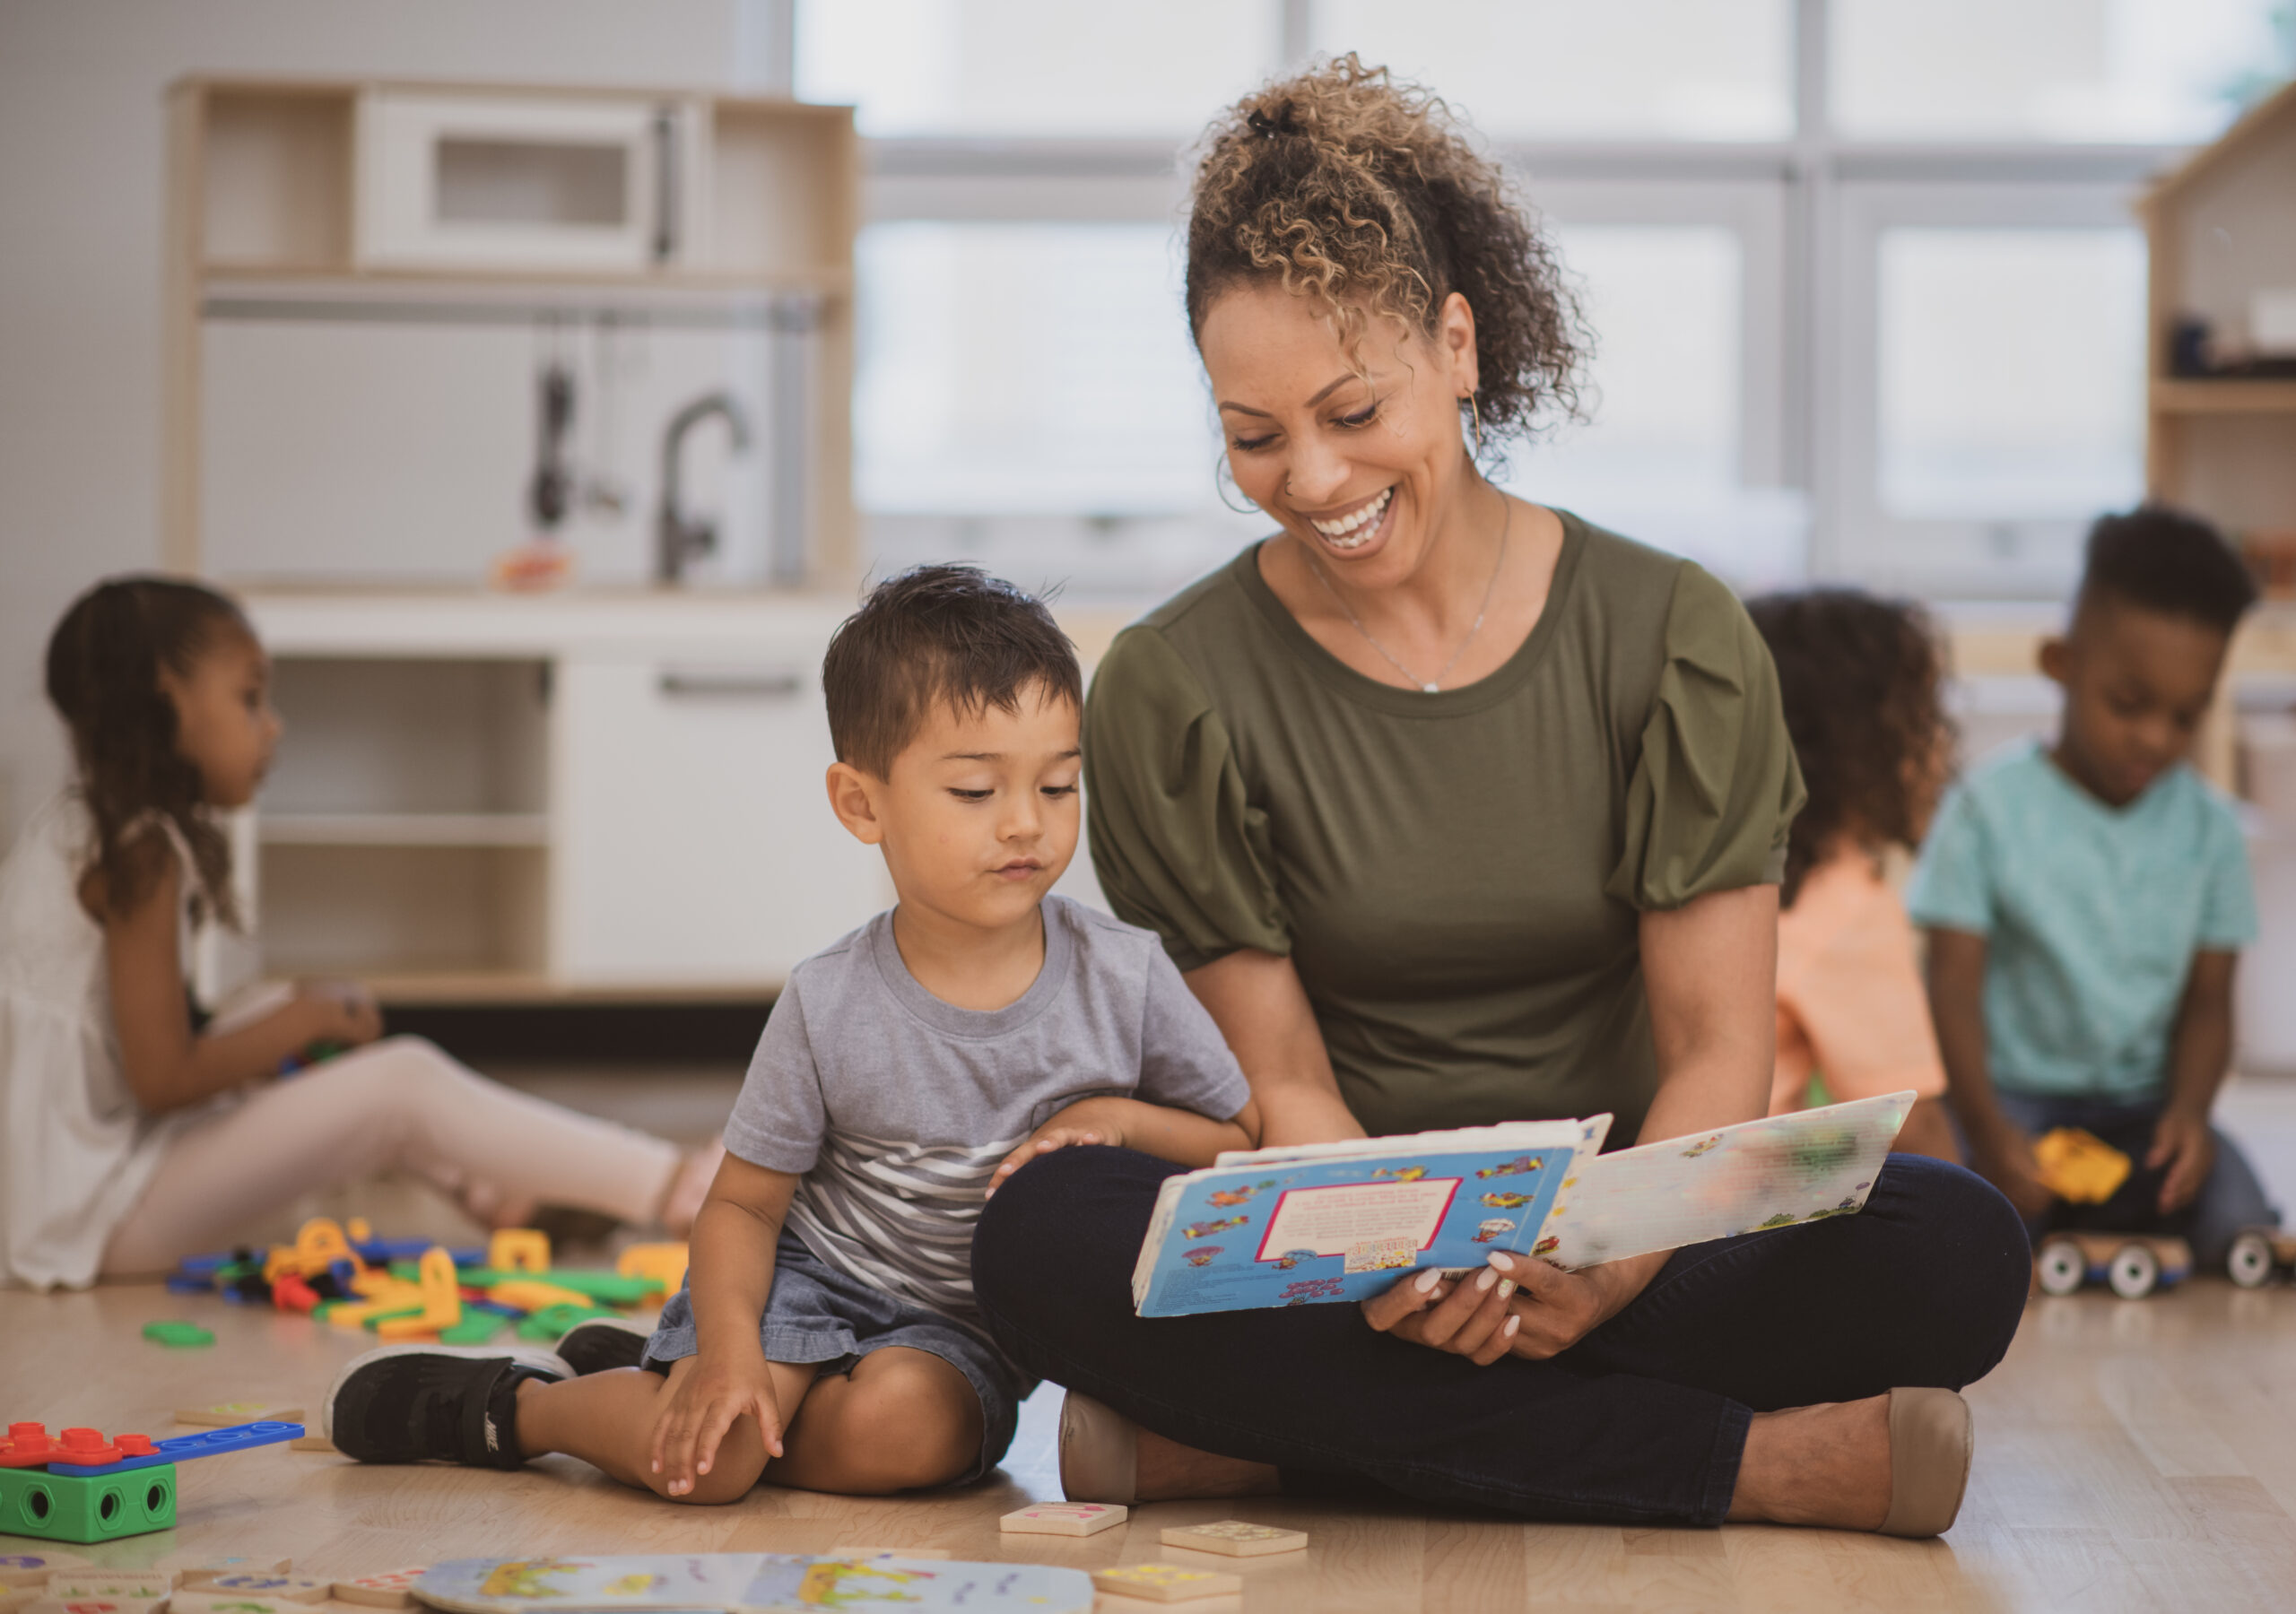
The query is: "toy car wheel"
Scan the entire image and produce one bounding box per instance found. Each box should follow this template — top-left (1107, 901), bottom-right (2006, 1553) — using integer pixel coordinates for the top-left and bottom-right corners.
top-left (2227, 1230), bottom-right (2275, 1289)
top-left (2108, 1242), bottom-right (2159, 1299)
top-left (2036, 1239), bottom-right (2087, 1296)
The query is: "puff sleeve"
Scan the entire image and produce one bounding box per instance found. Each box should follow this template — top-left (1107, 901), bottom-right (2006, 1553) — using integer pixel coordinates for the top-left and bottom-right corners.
top-left (1082, 625), bottom-right (1291, 971)
top-left (1605, 562), bottom-right (1806, 910)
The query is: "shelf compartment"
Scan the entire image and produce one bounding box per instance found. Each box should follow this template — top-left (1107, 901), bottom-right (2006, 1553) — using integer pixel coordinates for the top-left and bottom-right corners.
top-left (261, 658), bottom-right (548, 817)
top-left (201, 89), bottom-right (355, 272)
top-left (257, 811), bottom-right (549, 847)
top-left (2152, 378), bottom-right (2296, 414)
top-left (258, 844), bottom-right (546, 979)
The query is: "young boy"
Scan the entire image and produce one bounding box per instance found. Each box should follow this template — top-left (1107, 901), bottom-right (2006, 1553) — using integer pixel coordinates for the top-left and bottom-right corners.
top-left (1909, 506), bottom-right (2278, 1267)
top-left (324, 564), bottom-right (1259, 1499)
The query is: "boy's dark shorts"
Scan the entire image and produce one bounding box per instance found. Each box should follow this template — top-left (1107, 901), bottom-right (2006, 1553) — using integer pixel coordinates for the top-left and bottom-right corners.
top-left (639, 1235), bottom-right (1030, 1485)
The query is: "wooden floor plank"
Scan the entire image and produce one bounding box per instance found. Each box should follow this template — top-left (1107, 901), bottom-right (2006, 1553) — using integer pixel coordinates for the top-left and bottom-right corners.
top-left (6, 1280), bottom-right (2295, 1611)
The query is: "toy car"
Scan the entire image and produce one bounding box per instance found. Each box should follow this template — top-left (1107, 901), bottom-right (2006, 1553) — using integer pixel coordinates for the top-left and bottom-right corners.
top-left (2225, 1226), bottom-right (2296, 1288)
top-left (2034, 1231), bottom-right (2192, 1298)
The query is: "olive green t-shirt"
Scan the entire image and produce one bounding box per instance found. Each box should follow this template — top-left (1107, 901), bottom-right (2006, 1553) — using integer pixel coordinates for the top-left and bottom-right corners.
top-left (1082, 512), bottom-right (1805, 1144)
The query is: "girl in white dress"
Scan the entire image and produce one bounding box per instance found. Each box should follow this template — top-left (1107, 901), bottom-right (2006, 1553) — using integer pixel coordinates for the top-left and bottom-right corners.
top-left (0, 577), bottom-right (718, 1289)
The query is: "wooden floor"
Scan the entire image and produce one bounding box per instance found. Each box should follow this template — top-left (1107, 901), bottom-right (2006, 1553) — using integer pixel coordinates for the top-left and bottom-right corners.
top-left (7, 1277), bottom-right (2296, 1613)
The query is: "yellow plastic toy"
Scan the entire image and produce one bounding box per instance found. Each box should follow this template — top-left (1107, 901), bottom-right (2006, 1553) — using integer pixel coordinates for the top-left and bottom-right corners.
top-left (2033, 1128), bottom-right (2131, 1204)
top-left (616, 1243), bottom-right (689, 1293)
top-left (489, 1228), bottom-right (552, 1274)
top-left (377, 1246), bottom-right (464, 1341)
top-left (489, 1279), bottom-right (593, 1312)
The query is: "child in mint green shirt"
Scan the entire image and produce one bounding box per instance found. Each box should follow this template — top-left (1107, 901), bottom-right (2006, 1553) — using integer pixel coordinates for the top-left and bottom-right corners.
top-left (1909, 506), bottom-right (2277, 1268)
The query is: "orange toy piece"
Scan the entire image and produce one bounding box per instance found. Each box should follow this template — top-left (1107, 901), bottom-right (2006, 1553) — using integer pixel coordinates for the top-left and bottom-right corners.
top-left (616, 1244), bottom-right (688, 1293)
top-left (274, 1217), bottom-right (364, 1281)
top-left (376, 1248), bottom-right (463, 1341)
top-left (2033, 1128), bottom-right (2131, 1204)
top-left (487, 1229), bottom-right (550, 1274)
top-left (485, 1279), bottom-right (590, 1312)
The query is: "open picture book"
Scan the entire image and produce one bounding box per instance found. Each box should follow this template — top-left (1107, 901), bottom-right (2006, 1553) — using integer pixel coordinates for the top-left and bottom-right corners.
top-left (1132, 1090), bottom-right (1913, 1317)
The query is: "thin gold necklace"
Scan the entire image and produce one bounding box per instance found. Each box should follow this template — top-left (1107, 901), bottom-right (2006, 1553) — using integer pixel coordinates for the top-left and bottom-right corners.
top-left (1298, 488), bottom-right (1511, 693)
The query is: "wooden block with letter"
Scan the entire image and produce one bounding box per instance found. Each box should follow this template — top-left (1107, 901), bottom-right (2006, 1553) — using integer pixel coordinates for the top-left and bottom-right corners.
top-left (998, 1500), bottom-right (1126, 1537)
top-left (0, 1559), bottom-right (91, 1592)
top-left (1159, 1520), bottom-right (1308, 1558)
top-left (331, 1569), bottom-right (429, 1609)
top-left (1091, 1563), bottom-right (1243, 1602)
top-left (188, 1575), bottom-right (329, 1605)
top-left (154, 1556), bottom-right (292, 1588)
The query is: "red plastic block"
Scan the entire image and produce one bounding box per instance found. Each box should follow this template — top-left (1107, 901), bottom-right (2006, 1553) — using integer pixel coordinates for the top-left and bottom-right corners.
top-left (56, 1430), bottom-right (124, 1465)
top-left (0, 1422), bottom-right (58, 1467)
top-left (274, 1274), bottom-right (320, 1314)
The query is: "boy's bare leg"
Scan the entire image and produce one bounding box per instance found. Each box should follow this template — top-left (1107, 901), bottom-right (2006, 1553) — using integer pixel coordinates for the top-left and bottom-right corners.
top-left (769, 1346), bottom-right (984, 1495)
top-left (514, 1358), bottom-right (819, 1505)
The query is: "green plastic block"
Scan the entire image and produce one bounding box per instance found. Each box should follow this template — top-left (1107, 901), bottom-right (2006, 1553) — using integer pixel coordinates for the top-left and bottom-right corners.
top-left (361, 1305), bottom-right (426, 1332)
top-left (0, 1461), bottom-right (178, 1543)
top-left (142, 1321), bottom-right (214, 1348)
top-left (440, 1311), bottom-right (509, 1345)
top-left (517, 1302), bottom-right (615, 1341)
top-left (463, 1269), bottom-right (662, 1306)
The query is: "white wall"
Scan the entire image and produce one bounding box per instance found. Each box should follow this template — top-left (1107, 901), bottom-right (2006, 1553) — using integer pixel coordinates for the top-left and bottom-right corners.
top-left (0, 0), bottom-right (777, 843)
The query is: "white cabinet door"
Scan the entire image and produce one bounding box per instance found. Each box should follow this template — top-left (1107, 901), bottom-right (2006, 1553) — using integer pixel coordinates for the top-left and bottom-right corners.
top-left (553, 655), bottom-right (889, 986)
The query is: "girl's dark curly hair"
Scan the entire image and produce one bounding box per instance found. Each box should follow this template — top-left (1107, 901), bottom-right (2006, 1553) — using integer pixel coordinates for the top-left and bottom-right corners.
top-left (44, 577), bottom-right (250, 927)
top-left (1185, 54), bottom-right (1586, 460)
top-left (1746, 590), bottom-right (1952, 908)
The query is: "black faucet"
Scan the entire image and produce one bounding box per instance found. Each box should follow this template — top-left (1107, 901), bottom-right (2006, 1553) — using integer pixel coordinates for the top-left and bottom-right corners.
top-left (655, 392), bottom-right (752, 584)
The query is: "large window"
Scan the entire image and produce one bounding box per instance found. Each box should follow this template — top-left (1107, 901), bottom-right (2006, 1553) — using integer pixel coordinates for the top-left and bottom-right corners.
top-left (797, 0), bottom-right (2292, 598)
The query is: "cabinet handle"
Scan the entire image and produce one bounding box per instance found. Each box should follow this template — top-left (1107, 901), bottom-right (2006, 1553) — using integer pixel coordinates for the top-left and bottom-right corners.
top-left (652, 106), bottom-right (677, 264)
top-left (658, 669), bottom-right (805, 699)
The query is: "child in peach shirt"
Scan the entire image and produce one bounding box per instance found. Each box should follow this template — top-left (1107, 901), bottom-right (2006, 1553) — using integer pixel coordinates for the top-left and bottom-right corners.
top-left (1749, 590), bottom-right (1959, 1159)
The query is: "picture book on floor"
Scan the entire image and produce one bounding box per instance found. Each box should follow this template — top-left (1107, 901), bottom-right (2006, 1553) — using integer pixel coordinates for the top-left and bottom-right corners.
top-left (1131, 1091), bottom-right (1913, 1317)
top-left (412, 1556), bottom-right (1091, 1614)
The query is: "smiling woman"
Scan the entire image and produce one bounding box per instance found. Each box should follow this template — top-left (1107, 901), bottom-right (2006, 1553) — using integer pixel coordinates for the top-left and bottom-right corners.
top-left (969, 56), bottom-right (2034, 1540)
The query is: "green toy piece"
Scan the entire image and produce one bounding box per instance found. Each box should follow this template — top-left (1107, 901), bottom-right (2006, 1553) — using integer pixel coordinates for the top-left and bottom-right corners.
top-left (141, 1321), bottom-right (214, 1348)
top-left (0, 1461), bottom-right (178, 1543)
top-left (440, 1311), bottom-right (509, 1345)
top-left (516, 1301), bottom-right (618, 1341)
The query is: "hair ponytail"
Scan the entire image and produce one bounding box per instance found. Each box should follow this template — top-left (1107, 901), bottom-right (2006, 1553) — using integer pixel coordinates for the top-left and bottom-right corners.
top-left (44, 577), bottom-right (248, 926)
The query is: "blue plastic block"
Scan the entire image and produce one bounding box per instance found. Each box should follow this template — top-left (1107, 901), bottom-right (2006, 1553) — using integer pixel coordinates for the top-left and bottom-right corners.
top-left (49, 1421), bottom-right (303, 1478)
top-left (165, 1274), bottom-right (214, 1295)
top-left (354, 1237), bottom-right (437, 1263)
top-left (178, 1254), bottom-right (230, 1275)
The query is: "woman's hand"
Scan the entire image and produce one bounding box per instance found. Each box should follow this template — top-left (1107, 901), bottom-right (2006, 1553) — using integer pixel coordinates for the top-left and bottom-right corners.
top-left (1362, 1263), bottom-right (1521, 1365)
top-left (1363, 1251), bottom-right (1650, 1364)
top-left (298, 981), bottom-right (382, 1047)
top-left (985, 1100), bottom-right (1126, 1198)
top-left (649, 1348), bottom-right (784, 1497)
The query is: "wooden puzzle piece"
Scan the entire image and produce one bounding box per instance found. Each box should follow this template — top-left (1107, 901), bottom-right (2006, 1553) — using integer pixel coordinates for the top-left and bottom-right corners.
top-left (330, 1568), bottom-right (430, 1609)
top-left (0, 1554), bottom-right (93, 1586)
top-left (1158, 1520), bottom-right (1309, 1558)
top-left (822, 1549), bottom-right (952, 1561)
top-left (173, 1403), bottom-right (304, 1428)
top-left (288, 1434), bottom-right (337, 1453)
top-left (23, 1596), bottom-right (167, 1614)
top-left (196, 1575), bottom-right (329, 1604)
top-left (1091, 1563), bottom-right (1243, 1602)
top-left (47, 1579), bottom-right (170, 1602)
top-left (155, 1557), bottom-right (292, 1587)
top-left (998, 1501), bottom-right (1127, 1537)
top-left (169, 1596), bottom-right (304, 1614)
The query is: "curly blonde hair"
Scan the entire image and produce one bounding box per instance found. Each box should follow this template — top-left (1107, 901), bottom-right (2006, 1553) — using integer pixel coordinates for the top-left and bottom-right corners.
top-left (1185, 54), bottom-right (1586, 456)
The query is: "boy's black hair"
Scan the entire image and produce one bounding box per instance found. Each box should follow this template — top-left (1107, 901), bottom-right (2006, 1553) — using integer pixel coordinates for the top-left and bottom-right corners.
top-left (45, 575), bottom-right (252, 925)
top-left (2078, 504), bottom-right (2257, 635)
top-left (822, 564), bottom-right (1081, 777)
top-left (1747, 588), bottom-right (1951, 909)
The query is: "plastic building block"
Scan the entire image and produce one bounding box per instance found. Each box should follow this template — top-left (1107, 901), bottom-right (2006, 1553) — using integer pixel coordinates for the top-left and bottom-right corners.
top-left (2033, 1128), bottom-right (2132, 1204)
top-left (439, 1312), bottom-right (509, 1346)
top-left (140, 1322), bottom-right (213, 1349)
top-left (0, 1462), bottom-right (178, 1543)
top-left (330, 1569), bottom-right (429, 1609)
top-left (485, 1279), bottom-right (592, 1312)
top-left (616, 1244), bottom-right (689, 1292)
top-left (1000, 1501), bottom-right (1126, 1537)
top-left (516, 1303), bottom-right (616, 1341)
top-left (50, 1422), bottom-right (303, 1478)
top-left (165, 1276), bottom-right (213, 1297)
top-left (1091, 1564), bottom-right (1242, 1602)
top-left (488, 1229), bottom-right (551, 1273)
top-left (0, 1554), bottom-right (92, 1588)
top-left (377, 1248), bottom-right (463, 1341)
top-left (270, 1275), bottom-right (319, 1314)
top-left (1158, 1520), bottom-right (1308, 1558)
top-left (174, 1402), bottom-right (304, 1428)
top-left (471, 1271), bottom-right (661, 1306)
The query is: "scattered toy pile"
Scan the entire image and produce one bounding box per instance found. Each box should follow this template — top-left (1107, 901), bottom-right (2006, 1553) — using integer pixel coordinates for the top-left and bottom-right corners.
top-left (160, 1219), bottom-right (688, 1348)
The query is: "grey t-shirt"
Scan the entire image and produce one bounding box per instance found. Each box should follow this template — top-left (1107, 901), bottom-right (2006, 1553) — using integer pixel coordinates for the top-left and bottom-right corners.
top-left (726, 894), bottom-right (1254, 1332)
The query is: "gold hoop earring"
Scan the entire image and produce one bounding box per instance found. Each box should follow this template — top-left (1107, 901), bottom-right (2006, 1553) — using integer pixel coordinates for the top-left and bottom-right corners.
top-left (1464, 392), bottom-right (1483, 457)
top-left (1214, 452), bottom-right (1259, 515)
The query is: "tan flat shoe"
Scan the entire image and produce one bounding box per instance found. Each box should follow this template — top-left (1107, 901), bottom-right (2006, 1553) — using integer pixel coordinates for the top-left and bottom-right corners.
top-left (1057, 1390), bottom-right (1139, 1505)
top-left (1878, 1386), bottom-right (1973, 1537)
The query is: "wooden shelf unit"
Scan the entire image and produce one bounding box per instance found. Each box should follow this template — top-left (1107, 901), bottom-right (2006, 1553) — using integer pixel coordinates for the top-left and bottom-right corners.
top-left (161, 75), bottom-right (860, 582)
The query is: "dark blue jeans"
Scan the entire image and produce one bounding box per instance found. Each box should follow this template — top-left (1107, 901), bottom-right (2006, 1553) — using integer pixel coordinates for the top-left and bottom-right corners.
top-left (972, 1147), bottom-right (2030, 1526)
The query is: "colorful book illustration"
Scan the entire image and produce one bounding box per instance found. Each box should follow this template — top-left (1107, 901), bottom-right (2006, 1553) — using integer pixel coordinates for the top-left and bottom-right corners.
top-left (1132, 1093), bottom-right (1912, 1316)
top-left (412, 1557), bottom-right (1091, 1614)
top-left (1132, 1118), bottom-right (1604, 1317)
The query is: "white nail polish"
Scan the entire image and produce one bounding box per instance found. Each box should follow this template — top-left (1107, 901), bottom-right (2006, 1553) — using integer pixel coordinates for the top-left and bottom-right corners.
top-left (1475, 1268), bottom-right (1497, 1291)
top-left (1503, 1315), bottom-right (1520, 1336)
top-left (1414, 1269), bottom-right (1442, 1293)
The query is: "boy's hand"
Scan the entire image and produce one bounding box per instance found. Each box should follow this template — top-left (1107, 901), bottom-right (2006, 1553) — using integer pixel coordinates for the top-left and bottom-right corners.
top-left (300, 982), bottom-right (382, 1046)
top-left (1970, 1116), bottom-right (2054, 1220)
top-left (649, 1348), bottom-right (783, 1497)
top-left (985, 1101), bottom-right (1126, 1199)
top-left (2147, 1107), bottom-right (2216, 1214)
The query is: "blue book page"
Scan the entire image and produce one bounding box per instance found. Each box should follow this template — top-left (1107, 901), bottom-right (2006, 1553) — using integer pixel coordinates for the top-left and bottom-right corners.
top-left (1133, 1122), bottom-right (1585, 1317)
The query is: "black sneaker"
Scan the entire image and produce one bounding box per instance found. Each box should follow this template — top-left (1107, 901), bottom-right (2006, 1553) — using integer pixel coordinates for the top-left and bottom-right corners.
top-left (323, 1345), bottom-right (570, 1469)
top-left (554, 1316), bottom-right (652, 1376)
